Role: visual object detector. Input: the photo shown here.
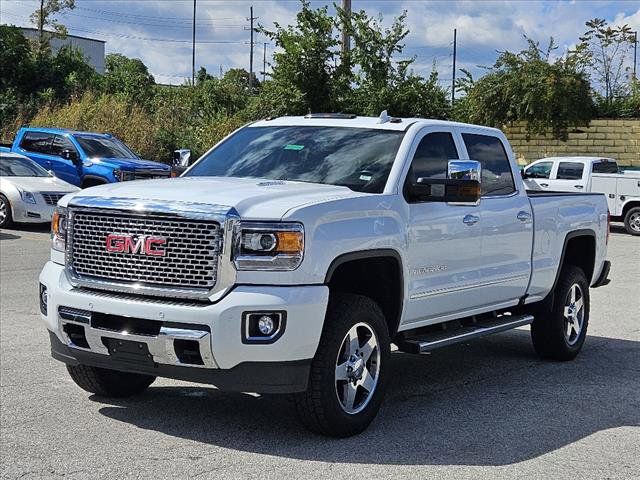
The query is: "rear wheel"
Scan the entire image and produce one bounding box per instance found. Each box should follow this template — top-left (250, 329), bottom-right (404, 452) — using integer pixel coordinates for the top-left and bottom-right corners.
top-left (293, 293), bottom-right (390, 437)
top-left (0, 194), bottom-right (13, 228)
top-left (531, 265), bottom-right (589, 361)
top-left (623, 206), bottom-right (640, 236)
top-left (66, 364), bottom-right (155, 397)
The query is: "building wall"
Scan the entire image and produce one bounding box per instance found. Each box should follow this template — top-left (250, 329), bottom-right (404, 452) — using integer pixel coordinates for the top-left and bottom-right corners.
top-left (504, 119), bottom-right (640, 167)
top-left (20, 28), bottom-right (105, 73)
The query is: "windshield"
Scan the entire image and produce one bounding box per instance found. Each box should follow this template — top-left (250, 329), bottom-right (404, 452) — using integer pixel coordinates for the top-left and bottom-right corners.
top-left (74, 135), bottom-right (137, 159)
top-left (0, 156), bottom-right (50, 177)
top-left (185, 126), bottom-right (405, 193)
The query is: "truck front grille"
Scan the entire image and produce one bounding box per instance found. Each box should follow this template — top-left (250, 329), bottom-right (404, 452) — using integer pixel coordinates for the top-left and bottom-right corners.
top-left (133, 170), bottom-right (171, 180)
top-left (69, 210), bottom-right (221, 292)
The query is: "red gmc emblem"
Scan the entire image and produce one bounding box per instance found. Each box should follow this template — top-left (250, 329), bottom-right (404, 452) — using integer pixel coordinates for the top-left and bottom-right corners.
top-left (105, 234), bottom-right (167, 257)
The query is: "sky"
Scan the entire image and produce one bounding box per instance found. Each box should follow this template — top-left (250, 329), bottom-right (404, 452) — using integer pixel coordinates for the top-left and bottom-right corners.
top-left (1, 0), bottom-right (639, 87)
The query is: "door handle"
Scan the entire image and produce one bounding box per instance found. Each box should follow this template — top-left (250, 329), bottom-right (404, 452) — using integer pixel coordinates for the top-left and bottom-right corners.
top-left (463, 214), bottom-right (480, 226)
top-left (540, 183), bottom-right (549, 188)
top-left (574, 185), bottom-right (584, 189)
top-left (517, 211), bottom-right (532, 222)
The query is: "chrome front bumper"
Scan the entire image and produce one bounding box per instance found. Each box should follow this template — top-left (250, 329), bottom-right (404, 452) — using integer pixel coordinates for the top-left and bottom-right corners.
top-left (58, 307), bottom-right (217, 368)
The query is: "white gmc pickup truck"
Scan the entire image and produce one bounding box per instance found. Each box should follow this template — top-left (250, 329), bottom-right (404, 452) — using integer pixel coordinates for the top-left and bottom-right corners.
top-left (39, 114), bottom-right (611, 437)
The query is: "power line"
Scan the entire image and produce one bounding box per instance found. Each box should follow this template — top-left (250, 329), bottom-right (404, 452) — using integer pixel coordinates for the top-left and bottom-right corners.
top-left (59, 11), bottom-right (244, 29)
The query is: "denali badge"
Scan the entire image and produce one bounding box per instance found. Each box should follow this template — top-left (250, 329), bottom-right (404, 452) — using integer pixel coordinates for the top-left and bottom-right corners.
top-left (105, 234), bottom-right (167, 257)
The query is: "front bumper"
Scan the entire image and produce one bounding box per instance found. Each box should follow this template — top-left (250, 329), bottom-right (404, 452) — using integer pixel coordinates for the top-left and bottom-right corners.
top-left (11, 200), bottom-right (54, 223)
top-left (40, 261), bottom-right (329, 393)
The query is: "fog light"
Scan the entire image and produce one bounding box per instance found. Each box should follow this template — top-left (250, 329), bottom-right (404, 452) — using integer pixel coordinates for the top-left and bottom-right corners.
top-left (242, 311), bottom-right (287, 344)
top-left (39, 283), bottom-right (48, 315)
top-left (258, 315), bottom-right (275, 335)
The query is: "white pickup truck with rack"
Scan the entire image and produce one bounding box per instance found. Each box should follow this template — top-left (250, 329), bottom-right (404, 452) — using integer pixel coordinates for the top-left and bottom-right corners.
top-left (523, 156), bottom-right (640, 235)
top-left (39, 114), bottom-right (610, 437)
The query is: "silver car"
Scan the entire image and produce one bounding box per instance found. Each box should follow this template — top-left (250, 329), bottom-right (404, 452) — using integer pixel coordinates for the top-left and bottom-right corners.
top-left (0, 152), bottom-right (79, 228)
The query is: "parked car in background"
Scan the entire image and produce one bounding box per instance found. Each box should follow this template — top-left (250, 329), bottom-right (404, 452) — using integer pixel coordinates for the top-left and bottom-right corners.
top-left (523, 156), bottom-right (640, 235)
top-left (0, 127), bottom-right (170, 188)
top-left (0, 152), bottom-right (79, 228)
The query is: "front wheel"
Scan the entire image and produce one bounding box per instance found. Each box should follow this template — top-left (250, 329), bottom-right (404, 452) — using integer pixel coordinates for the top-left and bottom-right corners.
top-left (531, 265), bottom-right (589, 361)
top-left (0, 194), bottom-right (13, 228)
top-left (294, 293), bottom-right (390, 437)
top-left (623, 206), bottom-right (640, 236)
top-left (66, 364), bottom-right (155, 397)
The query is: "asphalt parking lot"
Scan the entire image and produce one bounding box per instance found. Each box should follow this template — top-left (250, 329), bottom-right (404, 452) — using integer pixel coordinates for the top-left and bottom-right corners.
top-left (0, 224), bottom-right (638, 480)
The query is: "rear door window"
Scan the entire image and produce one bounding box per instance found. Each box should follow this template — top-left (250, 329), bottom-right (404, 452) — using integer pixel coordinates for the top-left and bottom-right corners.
top-left (592, 161), bottom-right (618, 174)
top-left (19, 132), bottom-right (55, 154)
top-left (525, 161), bottom-right (553, 179)
top-left (461, 133), bottom-right (515, 196)
top-left (556, 162), bottom-right (584, 180)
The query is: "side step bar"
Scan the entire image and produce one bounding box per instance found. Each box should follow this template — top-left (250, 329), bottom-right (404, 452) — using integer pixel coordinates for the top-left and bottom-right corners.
top-left (396, 314), bottom-right (534, 354)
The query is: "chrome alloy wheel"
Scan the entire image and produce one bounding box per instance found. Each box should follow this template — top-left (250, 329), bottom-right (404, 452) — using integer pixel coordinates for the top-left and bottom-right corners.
top-left (334, 322), bottom-right (380, 415)
top-left (564, 284), bottom-right (585, 346)
top-left (0, 197), bottom-right (7, 225)
top-left (629, 211), bottom-right (640, 233)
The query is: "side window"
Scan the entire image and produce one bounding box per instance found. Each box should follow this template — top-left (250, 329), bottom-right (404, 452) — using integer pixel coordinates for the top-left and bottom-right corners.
top-left (51, 135), bottom-right (77, 157)
top-left (592, 161), bottom-right (618, 174)
top-left (525, 161), bottom-right (553, 179)
top-left (406, 132), bottom-right (459, 184)
top-left (461, 133), bottom-right (515, 196)
top-left (19, 132), bottom-right (54, 154)
top-left (556, 162), bottom-right (584, 180)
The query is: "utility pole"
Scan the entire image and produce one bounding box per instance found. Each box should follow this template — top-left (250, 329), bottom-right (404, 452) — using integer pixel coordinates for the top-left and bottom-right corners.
top-left (262, 42), bottom-right (267, 82)
top-left (451, 28), bottom-right (457, 107)
top-left (38, 0), bottom-right (44, 53)
top-left (246, 6), bottom-right (257, 93)
top-left (191, 0), bottom-right (196, 86)
top-left (341, 0), bottom-right (351, 57)
top-left (633, 31), bottom-right (638, 80)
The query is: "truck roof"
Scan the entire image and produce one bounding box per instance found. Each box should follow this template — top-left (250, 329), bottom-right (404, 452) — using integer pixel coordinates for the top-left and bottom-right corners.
top-left (19, 126), bottom-right (111, 138)
top-left (250, 115), bottom-right (503, 133)
top-left (537, 156), bottom-right (616, 164)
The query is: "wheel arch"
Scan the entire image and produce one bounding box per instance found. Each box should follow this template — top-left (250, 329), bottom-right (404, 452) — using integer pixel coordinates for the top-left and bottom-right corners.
top-left (621, 200), bottom-right (640, 219)
top-left (81, 175), bottom-right (109, 188)
top-left (552, 229), bottom-right (596, 293)
top-left (325, 249), bottom-right (404, 338)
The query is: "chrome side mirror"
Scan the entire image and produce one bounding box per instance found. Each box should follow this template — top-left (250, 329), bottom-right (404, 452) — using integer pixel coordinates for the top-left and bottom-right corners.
top-left (408, 159), bottom-right (482, 205)
top-left (173, 149), bottom-right (191, 168)
top-left (448, 160), bottom-right (481, 181)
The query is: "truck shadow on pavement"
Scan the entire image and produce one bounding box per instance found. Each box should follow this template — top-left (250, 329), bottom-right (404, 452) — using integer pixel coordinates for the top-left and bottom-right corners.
top-left (95, 330), bottom-right (640, 466)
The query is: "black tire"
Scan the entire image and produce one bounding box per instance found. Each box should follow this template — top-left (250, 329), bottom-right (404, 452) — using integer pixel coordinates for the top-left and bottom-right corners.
top-left (66, 364), bottom-right (155, 397)
top-left (531, 265), bottom-right (589, 361)
top-left (293, 293), bottom-right (391, 437)
top-left (0, 194), bottom-right (13, 228)
top-left (623, 206), bottom-right (640, 236)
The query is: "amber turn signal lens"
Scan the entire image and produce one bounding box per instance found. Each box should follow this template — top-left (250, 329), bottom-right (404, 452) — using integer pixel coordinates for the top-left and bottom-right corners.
top-left (275, 231), bottom-right (304, 253)
top-left (51, 209), bottom-right (61, 235)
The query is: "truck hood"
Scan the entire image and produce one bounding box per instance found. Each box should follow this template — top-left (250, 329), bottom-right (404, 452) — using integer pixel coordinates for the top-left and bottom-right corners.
top-left (2, 175), bottom-right (79, 193)
top-left (87, 157), bottom-right (170, 171)
top-left (61, 176), bottom-right (364, 219)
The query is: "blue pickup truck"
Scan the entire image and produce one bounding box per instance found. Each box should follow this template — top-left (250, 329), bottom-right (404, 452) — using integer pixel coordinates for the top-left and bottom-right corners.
top-left (0, 127), bottom-right (171, 187)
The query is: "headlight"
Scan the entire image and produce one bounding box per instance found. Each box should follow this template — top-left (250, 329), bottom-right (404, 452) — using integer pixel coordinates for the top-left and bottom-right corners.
top-left (114, 169), bottom-right (136, 182)
top-left (51, 207), bottom-right (68, 252)
top-left (19, 189), bottom-right (37, 204)
top-left (233, 222), bottom-right (304, 271)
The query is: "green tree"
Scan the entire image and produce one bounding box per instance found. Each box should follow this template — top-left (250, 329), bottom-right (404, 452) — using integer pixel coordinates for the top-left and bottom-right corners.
top-left (455, 39), bottom-right (593, 140)
top-left (103, 53), bottom-right (155, 104)
top-left (573, 18), bottom-right (635, 104)
top-left (30, 0), bottom-right (76, 55)
top-left (259, 1), bottom-right (340, 112)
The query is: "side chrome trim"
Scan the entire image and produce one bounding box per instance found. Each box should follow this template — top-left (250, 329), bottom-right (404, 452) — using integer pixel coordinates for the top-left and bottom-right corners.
top-left (64, 196), bottom-right (239, 301)
top-left (410, 274), bottom-right (529, 300)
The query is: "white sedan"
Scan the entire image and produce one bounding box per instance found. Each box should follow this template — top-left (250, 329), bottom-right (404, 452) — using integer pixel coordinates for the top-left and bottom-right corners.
top-left (0, 152), bottom-right (80, 228)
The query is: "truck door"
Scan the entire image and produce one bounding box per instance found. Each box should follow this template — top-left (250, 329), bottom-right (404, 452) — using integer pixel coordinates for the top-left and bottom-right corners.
top-left (16, 131), bottom-right (55, 170)
top-left (548, 161), bottom-right (587, 192)
top-left (459, 131), bottom-right (532, 306)
top-left (403, 130), bottom-right (486, 325)
top-left (49, 135), bottom-right (82, 186)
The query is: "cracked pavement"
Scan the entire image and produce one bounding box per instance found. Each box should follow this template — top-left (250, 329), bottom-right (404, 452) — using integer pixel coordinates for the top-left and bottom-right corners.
top-left (1, 224), bottom-right (639, 479)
